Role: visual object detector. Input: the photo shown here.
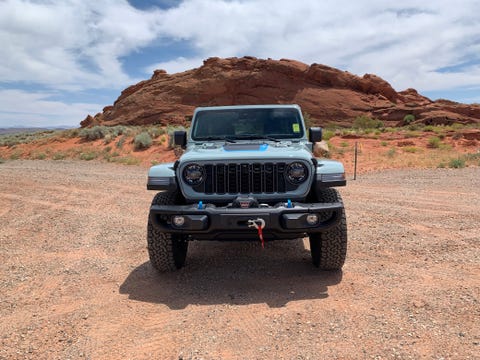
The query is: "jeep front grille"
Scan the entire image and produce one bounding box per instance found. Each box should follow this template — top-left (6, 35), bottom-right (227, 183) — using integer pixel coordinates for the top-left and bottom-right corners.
top-left (195, 163), bottom-right (288, 194)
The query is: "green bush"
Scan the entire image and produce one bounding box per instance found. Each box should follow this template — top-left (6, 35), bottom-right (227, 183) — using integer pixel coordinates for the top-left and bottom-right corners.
top-left (79, 151), bottom-right (97, 161)
top-left (353, 115), bottom-right (384, 129)
top-left (52, 152), bottom-right (66, 160)
top-left (116, 136), bottom-right (126, 149)
top-left (148, 126), bottom-right (166, 139)
top-left (386, 148), bottom-right (396, 158)
top-left (403, 146), bottom-right (418, 153)
top-left (79, 126), bottom-right (107, 141)
top-left (449, 158), bottom-right (465, 168)
top-left (427, 136), bottom-right (441, 148)
top-left (34, 152), bottom-right (47, 160)
top-left (134, 132), bottom-right (153, 150)
top-left (322, 129), bottom-right (335, 141)
top-left (403, 114), bottom-right (415, 124)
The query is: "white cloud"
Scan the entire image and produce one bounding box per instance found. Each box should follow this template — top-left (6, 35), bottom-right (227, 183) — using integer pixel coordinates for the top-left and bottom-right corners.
top-left (146, 56), bottom-right (204, 74)
top-left (1, 0), bottom-right (480, 127)
top-left (0, 0), bottom-right (162, 90)
top-left (0, 90), bottom-right (103, 127)
top-left (150, 0), bottom-right (480, 93)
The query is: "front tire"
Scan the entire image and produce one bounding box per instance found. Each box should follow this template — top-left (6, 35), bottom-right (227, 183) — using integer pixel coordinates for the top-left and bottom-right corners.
top-left (147, 190), bottom-right (188, 272)
top-left (308, 188), bottom-right (347, 270)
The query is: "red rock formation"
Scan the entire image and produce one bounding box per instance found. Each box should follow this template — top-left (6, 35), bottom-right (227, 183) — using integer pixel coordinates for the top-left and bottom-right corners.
top-left (82, 56), bottom-right (480, 128)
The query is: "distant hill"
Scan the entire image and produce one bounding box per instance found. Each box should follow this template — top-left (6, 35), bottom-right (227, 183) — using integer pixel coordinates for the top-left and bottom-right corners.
top-left (0, 127), bottom-right (72, 135)
top-left (81, 56), bottom-right (480, 128)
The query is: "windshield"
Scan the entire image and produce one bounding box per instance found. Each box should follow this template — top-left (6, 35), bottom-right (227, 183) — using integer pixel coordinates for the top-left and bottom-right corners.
top-left (192, 108), bottom-right (304, 141)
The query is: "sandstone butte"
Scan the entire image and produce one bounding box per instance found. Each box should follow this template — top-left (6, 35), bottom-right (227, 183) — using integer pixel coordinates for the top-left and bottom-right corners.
top-left (81, 56), bottom-right (480, 128)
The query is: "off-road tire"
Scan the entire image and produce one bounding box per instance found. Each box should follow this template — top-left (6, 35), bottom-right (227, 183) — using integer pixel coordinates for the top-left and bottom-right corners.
top-left (147, 190), bottom-right (188, 272)
top-left (308, 188), bottom-right (347, 270)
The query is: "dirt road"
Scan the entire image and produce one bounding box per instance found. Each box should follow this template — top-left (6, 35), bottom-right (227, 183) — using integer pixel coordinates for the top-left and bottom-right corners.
top-left (1, 160), bottom-right (479, 359)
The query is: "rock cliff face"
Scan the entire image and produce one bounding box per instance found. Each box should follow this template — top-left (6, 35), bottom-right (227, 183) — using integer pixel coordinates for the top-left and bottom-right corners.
top-left (81, 56), bottom-right (480, 128)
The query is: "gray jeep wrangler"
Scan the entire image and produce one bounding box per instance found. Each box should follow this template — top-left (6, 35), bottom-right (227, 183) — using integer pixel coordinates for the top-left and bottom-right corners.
top-left (146, 104), bottom-right (347, 271)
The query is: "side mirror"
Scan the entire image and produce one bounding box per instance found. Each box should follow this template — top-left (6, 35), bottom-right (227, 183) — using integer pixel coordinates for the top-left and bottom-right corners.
top-left (309, 127), bottom-right (322, 143)
top-left (174, 130), bottom-right (187, 148)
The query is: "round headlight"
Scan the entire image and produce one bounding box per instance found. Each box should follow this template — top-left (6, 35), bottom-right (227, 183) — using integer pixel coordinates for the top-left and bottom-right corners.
top-left (285, 162), bottom-right (308, 184)
top-left (183, 164), bottom-right (205, 185)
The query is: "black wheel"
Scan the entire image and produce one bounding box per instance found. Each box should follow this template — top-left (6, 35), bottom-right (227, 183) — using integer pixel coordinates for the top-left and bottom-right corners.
top-left (147, 190), bottom-right (188, 272)
top-left (308, 188), bottom-right (347, 270)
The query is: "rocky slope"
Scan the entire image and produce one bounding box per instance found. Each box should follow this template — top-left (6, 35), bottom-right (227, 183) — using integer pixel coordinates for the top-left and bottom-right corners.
top-left (82, 56), bottom-right (480, 128)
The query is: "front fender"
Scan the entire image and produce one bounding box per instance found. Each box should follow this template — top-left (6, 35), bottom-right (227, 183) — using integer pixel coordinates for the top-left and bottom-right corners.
top-left (147, 162), bottom-right (177, 191)
top-left (315, 159), bottom-right (346, 189)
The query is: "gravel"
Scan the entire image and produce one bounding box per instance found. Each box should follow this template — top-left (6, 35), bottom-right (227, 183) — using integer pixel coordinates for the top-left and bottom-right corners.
top-left (0, 160), bottom-right (479, 359)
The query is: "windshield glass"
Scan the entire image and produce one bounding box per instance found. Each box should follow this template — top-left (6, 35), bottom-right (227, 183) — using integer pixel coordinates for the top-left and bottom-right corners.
top-left (192, 108), bottom-right (304, 141)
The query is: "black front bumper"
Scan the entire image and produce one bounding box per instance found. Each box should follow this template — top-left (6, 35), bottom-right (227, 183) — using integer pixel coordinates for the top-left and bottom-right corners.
top-left (149, 201), bottom-right (343, 241)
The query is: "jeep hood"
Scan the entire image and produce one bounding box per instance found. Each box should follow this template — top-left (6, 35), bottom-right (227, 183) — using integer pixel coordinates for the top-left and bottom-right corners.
top-left (180, 142), bottom-right (313, 162)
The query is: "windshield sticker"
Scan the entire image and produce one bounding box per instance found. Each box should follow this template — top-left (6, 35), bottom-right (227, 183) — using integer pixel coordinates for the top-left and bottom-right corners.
top-left (292, 123), bottom-right (300, 133)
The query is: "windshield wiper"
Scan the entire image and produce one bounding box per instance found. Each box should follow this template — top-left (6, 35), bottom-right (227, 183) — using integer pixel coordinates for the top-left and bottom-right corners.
top-left (232, 134), bottom-right (280, 142)
top-left (195, 136), bottom-right (236, 143)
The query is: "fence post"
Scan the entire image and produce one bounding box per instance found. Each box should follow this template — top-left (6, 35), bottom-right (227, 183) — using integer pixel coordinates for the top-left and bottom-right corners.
top-left (354, 141), bottom-right (358, 180)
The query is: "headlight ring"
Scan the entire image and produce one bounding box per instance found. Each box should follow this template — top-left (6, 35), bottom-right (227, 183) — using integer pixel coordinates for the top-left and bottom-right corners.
top-left (183, 164), bottom-right (205, 186)
top-left (285, 162), bottom-right (308, 184)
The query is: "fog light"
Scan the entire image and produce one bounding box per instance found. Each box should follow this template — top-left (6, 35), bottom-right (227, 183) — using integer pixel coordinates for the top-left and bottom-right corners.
top-left (172, 216), bottom-right (185, 227)
top-left (306, 214), bottom-right (319, 225)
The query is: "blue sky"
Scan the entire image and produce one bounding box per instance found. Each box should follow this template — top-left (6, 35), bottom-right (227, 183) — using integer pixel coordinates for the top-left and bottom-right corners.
top-left (1, 0), bottom-right (479, 128)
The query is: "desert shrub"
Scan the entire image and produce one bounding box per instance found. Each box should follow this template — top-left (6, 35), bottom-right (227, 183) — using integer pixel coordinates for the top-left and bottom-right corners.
top-left (52, 152), bottom-right (66, 160)
top-left (353, 115), bottom-right (384, 129)
top-left (9, 150), bottom-right (22, 160)
top-left (403, 146), bottom-right (418, 153)
top-left (404, 131), bottom-right (420, 138)
top-left (34, 152), bottom-right (47, 160)
top-left (60, 128), bottom-right (79, 138)
top-left (403, 114), bottom-right (415, 124)
top-left (116, 136), bottom-right (126, 149)
top-left (322, 129), bottom-right (335, 141)
top-left (386, 148), bottom-right (396, 158)
top-left (111, 156), bottom-right (141, 165)
top-left (407, 123), bottom-right (424, 131)
top-left (104, 133), bottom-right (114, 144)
top-left (439, 143), bottom-right (452, 150)
top-left (79, 126), bottom-right (107, 141)
top-left (134, 132), bottom-right (153, 150)
top-left (463, 152), bottom-right (480, 161)
top-left (79, 151), bottom-right (97, 161)
top-left (449, 158), bottom-right (465, 168)
top-left (427, 136), bottom-right (441, 148)
top-left (380, 141), bottom-right (388, 147)
top-left (148, 126), bottom-right (166, 139)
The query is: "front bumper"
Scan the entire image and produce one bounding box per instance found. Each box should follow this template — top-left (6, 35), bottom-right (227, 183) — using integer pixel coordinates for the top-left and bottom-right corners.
top-left (149, 201), bottom-right (343, 241)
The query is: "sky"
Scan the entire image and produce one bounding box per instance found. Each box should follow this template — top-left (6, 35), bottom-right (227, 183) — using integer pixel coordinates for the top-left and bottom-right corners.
top-left (0, 0), bottom-right (479, 128)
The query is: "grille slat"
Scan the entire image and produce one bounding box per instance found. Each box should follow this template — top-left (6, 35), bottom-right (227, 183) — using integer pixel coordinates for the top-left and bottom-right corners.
top-left (203, 162), bottom-right (287, 194)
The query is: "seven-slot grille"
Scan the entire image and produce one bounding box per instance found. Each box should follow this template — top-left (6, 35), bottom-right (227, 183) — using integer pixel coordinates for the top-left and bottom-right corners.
top-left (194, 163), bottom-right (288, 194)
